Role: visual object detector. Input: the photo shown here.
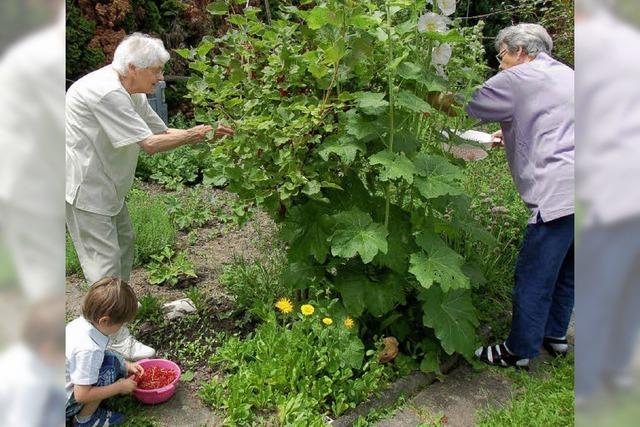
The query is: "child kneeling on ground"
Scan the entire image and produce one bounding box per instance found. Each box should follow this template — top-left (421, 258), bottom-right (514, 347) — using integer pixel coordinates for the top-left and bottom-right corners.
top-left (65, 277), bottom-right (144, 426)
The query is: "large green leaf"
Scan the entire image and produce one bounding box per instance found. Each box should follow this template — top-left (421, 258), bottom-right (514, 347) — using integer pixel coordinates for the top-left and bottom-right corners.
top-left (414, 153), bottom-right (463, 180)
top-left (414, 177), bottom-right (464, 199)
top-left (393, 130), bottom-right (419, 155)
top-left (334, 269), bottom-right (405, 317)
top-left (354, 92), bottom-right (389, 115)
top-left (206, 1), bottom-right (228, 15)
top-left (339, 335), bottom-right (365, 369)
top-left (374, 205), bottom-right (414, 273)
top-left (334, 270), bottom-right (366, 315)
top-left (323, 40), bottom-right (346, 64)
top-left (196, 40), bottom-right (215, 57)
top-left (306, 7), bottom-right (335, 29)
top-left (345, 111), bottom-right (387, 142)
top-left (418, 338), bottom-right (442, 374)
top-left (420, 287), bottom-right (478, 357)
top-left (369, 151), bottom-right (416, 184)
top-left (348, 14), bottom-right (381, 29)
top-left (413, 154), bottom-right (464, 199)
top-left (395, 90), bottom-right (434, 113)
top-left (281, 260), bottom-right (325, 290)
top-left (397, 61), bottom-right (423, 80)
top-left (318, 136), bottom-right (365, 164)
top-left (409, 232), bottom-right (470, 292)
top-left (396, 62), bottom-right (448, 91)
top-left (368, 273), bottom-right (407, 317)
top-left (324, 172), bottom-right (376, 214)
top-left (281, 203), bottom-right (333, 263)
top-left (331, 208), bottom-right (388, 264)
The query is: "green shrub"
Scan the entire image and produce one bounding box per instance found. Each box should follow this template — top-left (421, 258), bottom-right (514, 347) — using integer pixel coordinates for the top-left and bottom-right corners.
top-left (186, 1), bottom-right (490, 365)
top-left (136, 145), bottom-right (207, 190)
top-left (66, 0), bottom-right (105, 81)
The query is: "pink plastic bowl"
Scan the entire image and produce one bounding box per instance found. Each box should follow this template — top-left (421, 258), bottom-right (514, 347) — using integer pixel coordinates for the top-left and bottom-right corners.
top-left (133, 358), bottom-right (181, 404)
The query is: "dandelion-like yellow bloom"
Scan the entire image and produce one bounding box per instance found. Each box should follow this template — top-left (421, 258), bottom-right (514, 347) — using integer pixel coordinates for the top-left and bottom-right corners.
top-left (300, 304), bottom-right (315, 316)
top-left (322, 317), bottom-right (333, 326)
top-left (275, 298), bottom-right (293, 314)
top-left (344, 317), bottom-right (354, 329)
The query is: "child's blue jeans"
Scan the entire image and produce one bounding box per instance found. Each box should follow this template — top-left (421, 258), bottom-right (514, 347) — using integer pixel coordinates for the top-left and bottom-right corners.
top-left (65, 351), bottom-right (127, 419)
top-left (505, 214), bottom-right (574, 358)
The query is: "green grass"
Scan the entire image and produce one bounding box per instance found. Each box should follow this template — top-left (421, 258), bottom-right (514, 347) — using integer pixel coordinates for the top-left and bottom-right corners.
top-left (477, 355), bottom-right (575, 427)
top-left (65, 188), bottom-right (177, 277)
top-left (219, 253), bottom-right (287, 313)
top-left (352, 396), bottom-right (407, 426)
top-left (66, 233), bottom-right (81, 275)
top-left (463, 149), bottom-right (529, 339)
top-left (128, 188), bottom-right (177, 265)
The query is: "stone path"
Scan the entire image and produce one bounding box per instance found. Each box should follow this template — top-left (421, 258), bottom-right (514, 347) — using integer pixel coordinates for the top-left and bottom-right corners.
top-left (137, 386), bottom-right (223, 427)
top-left (373, 364), bottom-right (512, 427)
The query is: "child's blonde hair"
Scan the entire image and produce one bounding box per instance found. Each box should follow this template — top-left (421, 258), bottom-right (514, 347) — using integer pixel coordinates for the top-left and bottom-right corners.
top-left (82, 277), bottom-right (138, 324)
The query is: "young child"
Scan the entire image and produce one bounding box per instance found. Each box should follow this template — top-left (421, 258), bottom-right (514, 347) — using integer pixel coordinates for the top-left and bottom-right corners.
top-left (65, 277), bottom-right (144, 426)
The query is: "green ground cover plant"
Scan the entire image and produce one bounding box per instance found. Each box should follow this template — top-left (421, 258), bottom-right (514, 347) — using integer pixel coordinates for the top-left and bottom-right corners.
top-left (146, 245), bottom-right (197, 287)
top-left (200, 299), bottom-right (389, 425)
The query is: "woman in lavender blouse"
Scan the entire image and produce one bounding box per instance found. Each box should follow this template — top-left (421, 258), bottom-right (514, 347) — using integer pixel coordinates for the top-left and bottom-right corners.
top-left (466, 24), bottom-right (575, 370)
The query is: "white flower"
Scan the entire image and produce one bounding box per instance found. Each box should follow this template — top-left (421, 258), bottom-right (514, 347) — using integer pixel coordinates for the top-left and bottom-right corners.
top-left (431, 43), bottom-right (452, 66)
top-left (417, 12), bottom-right (449, 33)
top-left (437, 0), bottom-right (456, 16)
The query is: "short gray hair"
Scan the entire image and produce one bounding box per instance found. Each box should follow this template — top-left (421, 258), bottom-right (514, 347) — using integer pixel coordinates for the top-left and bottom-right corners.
top-left (495, 23), bottom-right (553, 57)
top-left (112, 33), bottom-right (170, 75)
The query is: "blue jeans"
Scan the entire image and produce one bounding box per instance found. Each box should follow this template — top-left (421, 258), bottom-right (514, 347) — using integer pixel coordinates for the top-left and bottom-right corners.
top-left (505, 214), bottom-right (574, 358)
top-left (66, 351), bottom-right (127, 419)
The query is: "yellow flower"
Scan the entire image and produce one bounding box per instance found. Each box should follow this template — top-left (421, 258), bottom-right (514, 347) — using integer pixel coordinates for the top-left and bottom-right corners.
top-left (300, 304), bottom-right (315, 316)
top-left (322, 317), bottom-right (333, 326)
top-left (275, 298), bottom-right (293, 314)
top-left (344, 317), bottom-right (354, 329)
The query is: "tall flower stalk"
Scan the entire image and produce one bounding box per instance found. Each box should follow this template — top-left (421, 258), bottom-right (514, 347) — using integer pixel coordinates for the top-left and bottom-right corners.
top-left (384, 0), bottom-right (395, 230)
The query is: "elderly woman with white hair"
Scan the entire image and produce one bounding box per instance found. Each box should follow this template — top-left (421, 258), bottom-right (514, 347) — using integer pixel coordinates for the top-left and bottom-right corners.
top-left (65, 33), bottom-right (234, 361)
top-left (465, 24), bottom-right (575, 370)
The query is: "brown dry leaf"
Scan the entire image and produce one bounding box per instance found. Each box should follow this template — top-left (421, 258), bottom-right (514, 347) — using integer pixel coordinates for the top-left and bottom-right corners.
top-left (378, 336), bottom-right (399, 363)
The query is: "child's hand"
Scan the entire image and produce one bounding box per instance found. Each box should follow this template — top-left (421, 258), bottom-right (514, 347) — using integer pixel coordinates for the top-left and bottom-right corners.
top-left (126, 361), bottom-right (145, 377)
top-left (116, 376), bottom-right (138, 394)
